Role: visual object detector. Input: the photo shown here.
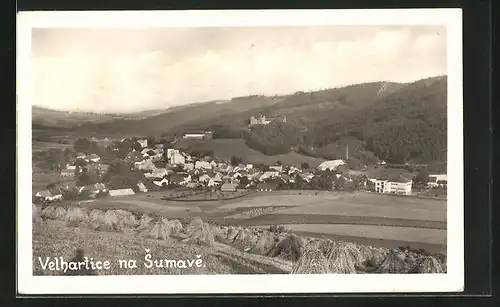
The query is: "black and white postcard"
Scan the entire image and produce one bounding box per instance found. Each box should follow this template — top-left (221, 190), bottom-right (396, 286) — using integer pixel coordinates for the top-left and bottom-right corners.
top-left (17, 9), bottom-right (464, 294)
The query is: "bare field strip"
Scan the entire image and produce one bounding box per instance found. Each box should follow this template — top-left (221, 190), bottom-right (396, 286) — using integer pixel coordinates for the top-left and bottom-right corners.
top-left (279, 224), bottom-right (446, 245)
top-left (270, 202), bottom-right (446, 222)
top-left (221, 214), bottom-right (446, 230)
top-left (217, 193), bottom-right (343, 210)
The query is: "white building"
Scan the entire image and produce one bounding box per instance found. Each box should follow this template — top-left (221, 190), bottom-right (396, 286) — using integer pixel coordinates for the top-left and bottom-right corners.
top-left (137, 139), bottom-right (148, 148)
top-left (195, 161), bottom-right (212, 169)
top-left (318, 160), bottom-right (346, 171)
top-left (109, 189), bottom-right (136, 196)
top-left (170, 151), bottom-right (185, 165)
top-left (374, 177), bottom-right (412, 195)
top-left (153, 178), bottom-right (169, 187)
top-left (428, 174), bottom-right (448, 187)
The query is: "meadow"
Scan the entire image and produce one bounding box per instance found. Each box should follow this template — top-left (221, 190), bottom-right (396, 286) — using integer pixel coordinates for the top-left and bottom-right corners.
top-left (177, 139), bottom-right (326, 167)
top-left (32, 220), bottom-right (293, 275)
top-left (68, 190), bottom-right (446, 255)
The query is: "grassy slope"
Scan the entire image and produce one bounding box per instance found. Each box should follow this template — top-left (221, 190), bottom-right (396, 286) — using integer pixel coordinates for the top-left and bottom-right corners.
top-left (177, 139), bottom-right (325, 167)
top-left (33, 220), bottom-right (291, 275)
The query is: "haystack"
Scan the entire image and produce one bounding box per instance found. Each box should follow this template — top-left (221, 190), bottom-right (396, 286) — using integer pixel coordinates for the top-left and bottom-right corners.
top-left (319, 240), bottom-right (358, 274)
top-left (140, 218), bottom-right (172, 240)
top-left (65, 207), bottom-right (90, 227)
top-left (251, 230), bottom-right (277, 255)
top-left (269, 233), bottom-right (303, 261)
top-left (371, 250), bottom-right (409, 274)
top-left (167, 219), bottom-right (184, 233)
top-left (291, 246), bottom-right (330, 274)
top-left (226, 227), bottom-right (240, 242)
top-left (182, 218), bottom-right (214, 247)
top-left (211, 226), bottom-right (228, 243)
top-left (112, 209), bottom-right (138, 228)
top-left (40, 205), bottom-right (67, 220)
top-left (407, 256), bottom-right (446, 274)
top-left (91, 210), bottom-right (123, 232)
top-left (137, 214), bottom-right (153, 231)
top-left (232, 228), bottom-right (259, 249)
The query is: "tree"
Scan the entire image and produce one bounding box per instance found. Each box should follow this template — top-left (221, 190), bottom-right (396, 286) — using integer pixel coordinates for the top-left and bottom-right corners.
top-left (301, 162), bottom-right (310, 170)
top-left (74, 138), bottom-right (92, 153)
top-left (239, 176), bottom-right (249, 187)
top-left (146, 136), bottom-right (156, 147)
top-left (230, 156), bottom-right (243, 166)
top-left (76, 168), bottom-right (98, 186)
top-left (415, 167), bottom-right (430, 184)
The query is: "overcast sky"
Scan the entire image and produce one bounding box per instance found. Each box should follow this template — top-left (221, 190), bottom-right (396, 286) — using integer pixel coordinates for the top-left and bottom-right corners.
top-left (31, 26), bottom-right (446, 113)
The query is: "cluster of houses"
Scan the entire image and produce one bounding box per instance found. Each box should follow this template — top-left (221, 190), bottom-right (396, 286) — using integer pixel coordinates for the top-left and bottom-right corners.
top-left (33, 137), bottom-right (448, 203)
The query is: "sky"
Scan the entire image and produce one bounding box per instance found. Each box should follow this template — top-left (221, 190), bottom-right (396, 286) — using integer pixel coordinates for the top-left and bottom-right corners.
top-left (31, 26), bottom-right (446, 113)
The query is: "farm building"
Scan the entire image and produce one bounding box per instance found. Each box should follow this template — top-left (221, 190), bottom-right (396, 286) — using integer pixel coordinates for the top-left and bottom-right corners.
top-left (183, 130), bottom-right (213, 140)
top-left (169, 174), bottom-right (190, 186)
top-left (35, 190), bottom-right (63, 202)
top-left (374, 176), bottom-right (413, 195)
top-left (195, 161), bottom-right (212, 169)
top-left (257, 182), bottom-right (279, 192)
top-left (153, 178), bottom-right (169, 187)
top-left (269, 165), bottom-right (284, 172)
top-left (186, 182), bottom-right (198, 189)
top-left (60, 169), bottom-right (75, 177)
top-left (35, 190), bottom-right (52, 200)
top-left (221, 183), bottom-right (237, 192)
top-left (76, 152), bottom-right (87, 159)
top-left (260, 171), bottom-right (279, 181)
top-left (126, 151), bottom-right (143, 163)
top-left (144, 167), bottom-right (168, 179)
top-left (184, 163), bottom-right (195, 171)
top-left (428, 174), bottom-right (448, 187)
top-left (88, 154), bottom-right (101, 163)
top-left (109, 189), bottom-right (135, 196)
top-left (137, 139), bottom-right (148, 148)
top-left (170, 151), bottom-right (185, 165)
top-left (317, 159), bottom-right (345, 171)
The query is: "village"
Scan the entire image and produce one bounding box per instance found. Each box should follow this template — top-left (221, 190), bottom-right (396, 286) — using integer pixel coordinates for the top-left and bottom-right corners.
top-left (33, 135), bottom-right (448, 205)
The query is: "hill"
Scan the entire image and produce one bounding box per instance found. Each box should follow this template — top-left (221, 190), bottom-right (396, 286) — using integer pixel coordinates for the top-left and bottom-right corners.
top-left (73, 81), bottom-right (404, 135)
top-left (307, 76), bottom-right (447, 163)
top-left (31, 106), bottom-right (174, 128)
top-left (77, 95), bottom-right (277, 135)
top-left (36, 76), bottom-right (447, 165)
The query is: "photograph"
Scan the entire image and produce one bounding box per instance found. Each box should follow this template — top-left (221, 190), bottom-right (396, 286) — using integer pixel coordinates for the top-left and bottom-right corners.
top-left (17, 9), bottom-right (464, 294)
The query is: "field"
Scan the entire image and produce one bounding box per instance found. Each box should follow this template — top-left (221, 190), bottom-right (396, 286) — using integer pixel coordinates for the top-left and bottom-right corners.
top-left (69, 190), bottom-right (446, 255)
top-left (32, 141), bottom-right (73, 153)
top-left (177, 139), bottom-right (326, 167)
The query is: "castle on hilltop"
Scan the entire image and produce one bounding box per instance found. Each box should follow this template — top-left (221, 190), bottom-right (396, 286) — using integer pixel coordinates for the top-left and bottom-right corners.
top-left (249, 114), bottom-right (287, 127)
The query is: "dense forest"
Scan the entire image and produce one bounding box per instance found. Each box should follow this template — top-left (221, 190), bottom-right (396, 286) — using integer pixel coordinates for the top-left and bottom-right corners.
top-left (209, 76), bottom-right (447, 164)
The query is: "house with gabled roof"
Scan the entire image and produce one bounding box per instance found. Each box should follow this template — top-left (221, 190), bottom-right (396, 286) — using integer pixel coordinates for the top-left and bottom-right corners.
top-left (153, 178), bottom-right (169, 187)
top-left (89, 153), bottom-right (101, 163)
top-left (257, 181), bottom-right (279, 192)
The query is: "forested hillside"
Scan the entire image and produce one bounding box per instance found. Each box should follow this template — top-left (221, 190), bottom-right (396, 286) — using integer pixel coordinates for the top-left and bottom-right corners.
top-left (307, 76), bottom-right (447, 163)
top-left (36, 76), bottom-right (447, 165)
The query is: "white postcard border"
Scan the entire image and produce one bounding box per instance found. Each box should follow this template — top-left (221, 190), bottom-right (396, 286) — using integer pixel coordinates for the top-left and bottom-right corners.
top-left (17, 9), bottom-right (463, 294)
